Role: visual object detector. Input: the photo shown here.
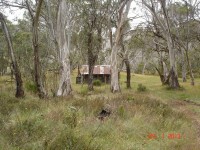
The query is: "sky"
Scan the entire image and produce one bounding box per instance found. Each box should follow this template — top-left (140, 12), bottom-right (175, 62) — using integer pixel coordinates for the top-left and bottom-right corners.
top-left (4, 7), bottom-right (25, 23)
top-left (3, 0), bottom-right (195, 25)
top-left (3, 1), bottom-right (146, 28)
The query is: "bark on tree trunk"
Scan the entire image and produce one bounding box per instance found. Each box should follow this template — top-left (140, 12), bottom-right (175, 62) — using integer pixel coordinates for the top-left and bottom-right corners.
top-left (155, 44), bottom-right (166, 85)
top-left (32, 23), bottom-right (46, 98)
top-left (56, 0), bottom-right (72, 96)
top-left (31, 0), bottom-right (47, 98)
top-left (110, 0), bottom-right (132, 93)
top-left (163, 62), bottom-right (169, 83)
top-left (167, 35), bottom-right (180, 88)
top-left (181, 48), bottom-right (187, 82)
top-left (111, 44), bottom-right (121, 92)
top-left (87, 27), bottom-right (101, 91)
top-left (77, 64), bottom-right (81, 76)
top-left (0, 13), bottom-right (24, 98)
top-left (87, 31), bottom-right (95, 91)
top-left (109, 26), bottom-right (113, 49)
top-left (155, 62), bottom-right (169, 85)
top-left (57, 59), bottom-right (72, 96)
top-left (125, 59), bottom-right (131, 89)
top-left (142, 62), bottom-right (146, 75)
top-left (185, 47), bottom-right (194, 85)
top-left (88, 63), bottom-right (94, 91)
top-left (45, 0), bottom-right (60, 61)
top-left (185, 1), bottom-right (194, 86)
top-left (155, 67), bottom-right (165, 84)
top-left (143, 0), bottom-right (180, 88)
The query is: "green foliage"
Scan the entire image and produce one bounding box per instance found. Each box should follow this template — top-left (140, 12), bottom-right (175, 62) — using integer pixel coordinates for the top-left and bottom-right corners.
top-left (0, 83), bottom-right (198, 149)
top-left (165, 85), bottom-right (185, 91)
top-left (137, 83), bottom-right (147, 92)
top-left (79, 86), bottom-right (89, 96)
top-left (25, 81), bottom-right (37, 93)
top-left (4, 116), bottom-right (46, 147)
top-left (135, 62), bottom-right (156, 75)
top-left (127, 96), bottom-right (134, 101)
top-left (128, 34), bottom-right (145, 49)
top-left (63, 107), bottom-right (78, 128)
top-left (1, 72), bottom-right (200, 149)
top-left (0, 57), bottom-right (8, 75)
top-left (135, 62), bottom-right (144, 74)
top-left (145, 64), bottom-right (156, 75)
top-left (0, 94), bottom-right (19, 116)
top-left (117, 105), bottom-right (125, 118)
top-left (46, 128), bottom-right (94, 150)
top-left (93, 79), bottom-right (102, 86)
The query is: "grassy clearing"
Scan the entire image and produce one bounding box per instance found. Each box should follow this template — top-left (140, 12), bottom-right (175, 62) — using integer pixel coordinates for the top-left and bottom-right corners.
top-left (0, 72), bottom-right (200, 149)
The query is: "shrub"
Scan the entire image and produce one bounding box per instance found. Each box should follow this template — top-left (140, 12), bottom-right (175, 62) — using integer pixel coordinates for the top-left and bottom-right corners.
top-left (135, 62), bottom-right (144, 74)
top-left (93, 79), bottom-right (102, 86)
top-left (25, 81), bottom-right (37, 93)
top-left (63, 107), bottom-right (78, 128)
top-left (137, 84), bottom-right (147, 92)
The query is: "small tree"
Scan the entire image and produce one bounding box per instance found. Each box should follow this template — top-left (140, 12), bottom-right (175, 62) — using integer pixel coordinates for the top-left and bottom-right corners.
top-left (0, 12), bottom-right (24, 98)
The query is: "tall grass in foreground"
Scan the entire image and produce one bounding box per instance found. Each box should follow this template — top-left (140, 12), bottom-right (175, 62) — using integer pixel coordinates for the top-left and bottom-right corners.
top-left (1, 73), bottom-right (200, 149)
top-left (0, 91), bottom-right (198, 150)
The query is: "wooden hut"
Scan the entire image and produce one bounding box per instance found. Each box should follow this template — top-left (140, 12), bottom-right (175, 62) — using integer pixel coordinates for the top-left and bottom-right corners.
top-left (76, 65), bottom-right (111, 84)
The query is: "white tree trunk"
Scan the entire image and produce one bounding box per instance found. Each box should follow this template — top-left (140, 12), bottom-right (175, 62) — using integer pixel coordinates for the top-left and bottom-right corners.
top-left (142, 62), bottom-right (146, 75)
top-left (110, 0), bottom-right (132, 93)
top-left (185, 44), bottom-right (194, 85)
top-left (57, 54), bottom-right (72, 96)
top-left (166, 34), bottom-right (180, 88)
top-left (181, 48), bottom-right (187, 82)
top-left (143, 0), bottom-right (180, 88)
top-left (111, 44), bottom-right (120, 92)
top-left (163, 61), bottom-right (168, 80)
top-left (56, 0), bottom-right (72, 96)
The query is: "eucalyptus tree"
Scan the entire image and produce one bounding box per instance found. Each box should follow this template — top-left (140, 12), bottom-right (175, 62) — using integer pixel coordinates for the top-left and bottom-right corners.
top-left (143, 0), bottom-right (180, 88)
top-left (0, 0), bottom-right (48, 98)
top-left (120, 36), bottom-right (132, 89)
top-left (118, 22), bottom-right (133, 89)
top-left (13, 19), bottom-right (33, 79)
top-left (25, 0), bottom-right (47, 98)
top-left (144, 17), bottom-right (170, 84)
top-left (141, 1), bottom-right (196, 85)
top-left (165, 1), bottom-right (196, 85)
top-left (0, 12), bottom-right (24, 98)
top-left (110, 0), bottom-right (132, 92)
top-left (56, 0), bottom-right (72, 96)
top-left (76, 0), bottom-right (112, 91)
top-left (43, 0), bottom-right (59, 60)
top-left (43, 0), bottom-right (77, 96)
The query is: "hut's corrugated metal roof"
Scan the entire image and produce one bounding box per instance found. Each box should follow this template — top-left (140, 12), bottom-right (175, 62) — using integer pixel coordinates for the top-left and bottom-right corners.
top-left (80, 65), bottom-right (111, 75)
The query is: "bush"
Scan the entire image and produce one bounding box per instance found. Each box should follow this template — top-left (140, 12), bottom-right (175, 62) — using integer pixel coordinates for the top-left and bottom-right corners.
top-left (93, 79), bottom-right (102, 86)
top-left (25, 81), bottom-right (37, 93)
top-left (135, 62), bottom-right (144, 74)
top-left (137, 84), bottom-right (147, 92)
